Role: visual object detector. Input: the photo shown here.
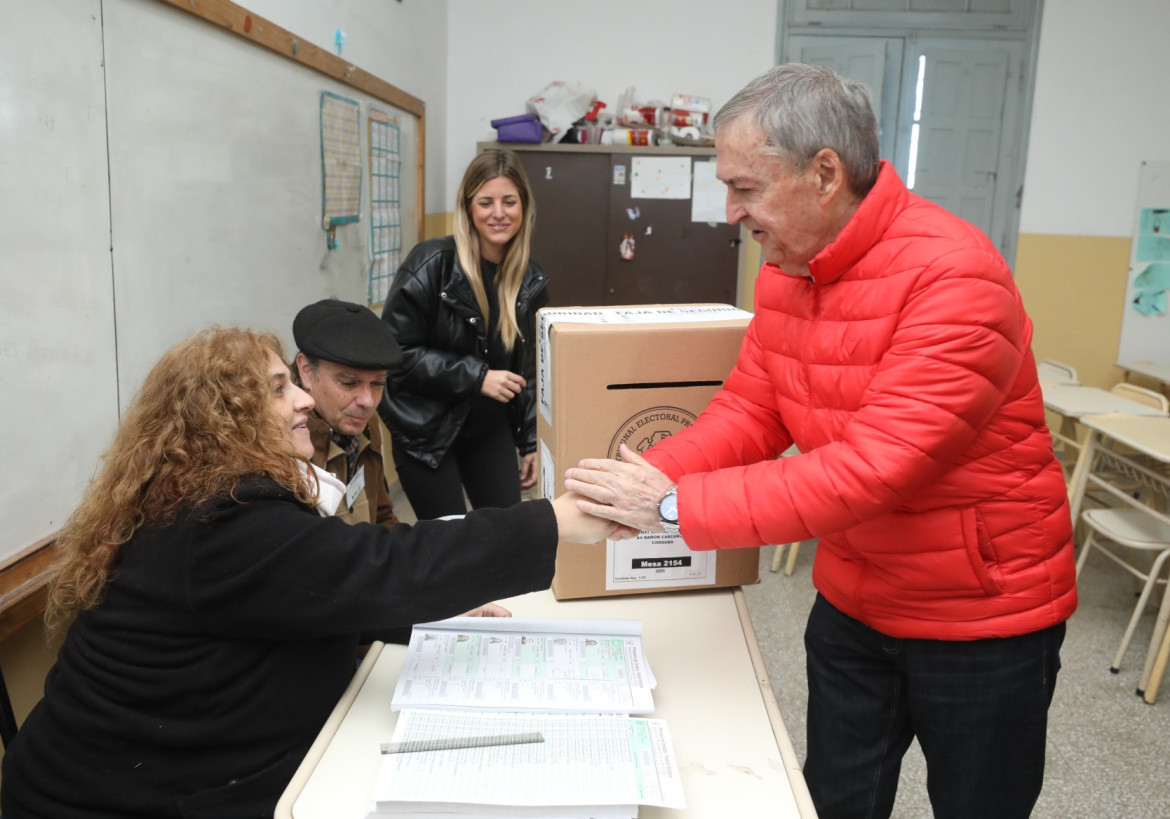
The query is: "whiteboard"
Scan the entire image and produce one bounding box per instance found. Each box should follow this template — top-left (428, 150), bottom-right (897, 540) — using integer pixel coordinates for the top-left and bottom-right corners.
top-left (0, 0), bottom-right (422, 567)
top-left (1117, 160), bottom-right (1170, 367)
top-left (0, 0), bottom-right (118, 559)
top-left (104, 0), bottom-right (420, 407)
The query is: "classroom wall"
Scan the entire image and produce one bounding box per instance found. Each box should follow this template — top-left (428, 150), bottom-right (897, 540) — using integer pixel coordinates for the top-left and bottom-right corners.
top-left (82, 0), bottom-right (1167, 364)
top-left (240, 0), bottom-right (450, 210)
top-left (442, 0), bottom-right (777, 308)
top-left (0, 622), bottom-right (63, 751)
top-left (444, 0), bottom-right (780, 210)
top-left (1015, 0), bottom-right (1170, 389)
top-left (442, 1), bottom-right (1170, 381)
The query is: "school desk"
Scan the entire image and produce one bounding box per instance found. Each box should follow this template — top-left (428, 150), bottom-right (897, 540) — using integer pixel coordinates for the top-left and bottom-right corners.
top-left (1041, 383), bottom-right (1168, 483)
top-left (1117, 359), bottom-right (1170, 388)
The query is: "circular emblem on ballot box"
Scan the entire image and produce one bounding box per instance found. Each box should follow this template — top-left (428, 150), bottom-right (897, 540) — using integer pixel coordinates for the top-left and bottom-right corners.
top-left (608, 405), bottom-right (698, 459)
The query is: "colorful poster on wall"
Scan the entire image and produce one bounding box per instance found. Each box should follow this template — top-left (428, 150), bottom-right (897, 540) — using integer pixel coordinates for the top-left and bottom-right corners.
top-left (1132, 207), bottom-right (1170, 317)
top-left (1118, 161), bottom-right (1170, 367)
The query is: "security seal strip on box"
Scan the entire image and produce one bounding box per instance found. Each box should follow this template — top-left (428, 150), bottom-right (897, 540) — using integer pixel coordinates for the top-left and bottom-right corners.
top-left (536, 304), bottom-right (752, 426)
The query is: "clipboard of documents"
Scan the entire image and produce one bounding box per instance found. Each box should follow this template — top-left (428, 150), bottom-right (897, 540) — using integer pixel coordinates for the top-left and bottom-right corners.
top-left (367, 617), bottom-right (686, 817)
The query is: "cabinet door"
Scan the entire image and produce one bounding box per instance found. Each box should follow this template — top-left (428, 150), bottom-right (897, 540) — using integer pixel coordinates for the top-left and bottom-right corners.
top-left (605, 154), bottom-right (739, 306)
top-left (515, 151), bottom-right (609, 307)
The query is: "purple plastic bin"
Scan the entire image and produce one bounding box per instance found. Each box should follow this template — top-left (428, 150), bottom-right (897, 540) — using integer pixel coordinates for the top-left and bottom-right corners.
top-left (491, 113), bottom-right (542, 143)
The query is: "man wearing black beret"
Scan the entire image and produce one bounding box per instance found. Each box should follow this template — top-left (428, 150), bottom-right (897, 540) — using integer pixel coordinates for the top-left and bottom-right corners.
top-left (292, 299), bottom-right (511, 632)
top-left (292, 299), bottom-right (404, 528)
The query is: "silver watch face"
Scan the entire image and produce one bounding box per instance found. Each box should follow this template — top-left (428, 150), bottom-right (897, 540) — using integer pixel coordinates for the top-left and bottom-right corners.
top-left (659, 491), bottom-right (679, 524)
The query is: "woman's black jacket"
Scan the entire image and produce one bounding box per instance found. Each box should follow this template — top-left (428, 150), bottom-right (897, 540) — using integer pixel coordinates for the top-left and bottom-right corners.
top-left (378, 236), bottom-right (549, 469)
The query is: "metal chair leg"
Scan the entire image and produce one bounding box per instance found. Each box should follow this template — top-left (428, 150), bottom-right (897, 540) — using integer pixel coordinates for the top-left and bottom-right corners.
top-left (784, 542), bottom-right (800, 576)
top-left (1112, 549), bottom-right (1170, 673)
top-left (769, 543), bottom-right (801, 575)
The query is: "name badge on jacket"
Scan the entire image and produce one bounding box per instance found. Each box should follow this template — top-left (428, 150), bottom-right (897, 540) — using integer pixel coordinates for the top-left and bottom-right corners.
top-left (346, 466), bottom-right (366, 510)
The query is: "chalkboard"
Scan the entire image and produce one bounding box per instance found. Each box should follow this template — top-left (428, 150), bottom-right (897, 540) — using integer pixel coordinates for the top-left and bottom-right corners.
top-left (1118, 160), bottom-right (1170, 367)
top-left (0, 0), bottom-right (424, 589)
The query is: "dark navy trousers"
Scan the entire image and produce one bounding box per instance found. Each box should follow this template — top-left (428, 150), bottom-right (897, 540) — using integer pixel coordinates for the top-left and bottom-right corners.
top-left (803, 593), bottom-right (1064, 819)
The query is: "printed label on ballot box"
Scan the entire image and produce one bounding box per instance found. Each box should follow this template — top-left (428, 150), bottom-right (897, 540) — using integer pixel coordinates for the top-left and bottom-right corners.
top-left (606, 531), bottom-right (715, 590)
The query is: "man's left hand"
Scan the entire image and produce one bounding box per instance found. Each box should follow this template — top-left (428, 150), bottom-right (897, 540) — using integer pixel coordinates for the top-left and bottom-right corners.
top-left (564, 443), bottom-right (675, 534)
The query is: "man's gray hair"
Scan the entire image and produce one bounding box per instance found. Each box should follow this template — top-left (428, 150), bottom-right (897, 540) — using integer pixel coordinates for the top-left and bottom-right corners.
top-left (713, 63), bottom-right (881, 196)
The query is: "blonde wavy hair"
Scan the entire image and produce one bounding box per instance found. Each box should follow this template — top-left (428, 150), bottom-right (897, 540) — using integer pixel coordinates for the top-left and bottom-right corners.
top-left (453, 149), bottom-right (537, 351)
top-left (47, 327), bottom-right (312, 633)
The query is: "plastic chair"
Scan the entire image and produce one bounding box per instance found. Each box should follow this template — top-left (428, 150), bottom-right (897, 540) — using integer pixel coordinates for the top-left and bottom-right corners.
top-left (1077, 508), bottom-right (1170, 675)
top-left (1036, 358), bottom-right (1079, 385)
top-left (1109, 382), bottom-right (1170, 413)
top-left (1040, 360), bottom-right (1082, 481)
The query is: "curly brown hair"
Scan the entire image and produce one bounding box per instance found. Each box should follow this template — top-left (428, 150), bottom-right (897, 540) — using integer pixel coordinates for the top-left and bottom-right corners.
top-left (47, 327), bottom-right (313, 632)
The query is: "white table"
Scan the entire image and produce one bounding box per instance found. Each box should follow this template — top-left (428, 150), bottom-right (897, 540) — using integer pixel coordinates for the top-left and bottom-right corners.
top-left (1041, 383), bottom-right (1170, 420)
top-left (1116, 359), bottom-right (1170, 387)
top-left (276, 588), bottom-right (815, 819)
top-left (1041, 384), bottom-right (1168, 482)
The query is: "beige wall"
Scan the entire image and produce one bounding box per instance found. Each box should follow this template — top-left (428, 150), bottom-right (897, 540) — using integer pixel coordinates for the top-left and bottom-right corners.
top-left (0, 620), bottom-right (63, 771)
top-left (1015, 233), bottom-right (1136, 391)
top-left (425, 212), bottom-right (454, 240)
top-left (739, 234), bottom-right (763, 312)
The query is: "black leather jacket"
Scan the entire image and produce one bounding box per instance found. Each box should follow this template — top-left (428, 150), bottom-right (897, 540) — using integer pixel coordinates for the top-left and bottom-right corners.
top-left (378, 236), bottom-right (549, 468)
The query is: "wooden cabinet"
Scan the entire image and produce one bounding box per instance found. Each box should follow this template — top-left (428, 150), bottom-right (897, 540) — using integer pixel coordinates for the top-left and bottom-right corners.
top-left (479, 143), bottom-right (740, 308)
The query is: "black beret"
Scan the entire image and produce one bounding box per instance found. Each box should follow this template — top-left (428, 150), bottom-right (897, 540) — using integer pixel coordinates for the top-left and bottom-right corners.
top-left (293, 299), bottom-right (402, 370)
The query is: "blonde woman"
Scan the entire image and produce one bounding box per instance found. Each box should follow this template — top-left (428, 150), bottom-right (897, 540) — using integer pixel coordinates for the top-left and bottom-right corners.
top-left (379, 149), bottom-right (549, 519)
top-left (0, 327), bottom-right (609, 818)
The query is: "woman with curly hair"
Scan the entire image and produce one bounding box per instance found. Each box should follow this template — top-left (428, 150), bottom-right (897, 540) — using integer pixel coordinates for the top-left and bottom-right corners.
top-left (1, 327), bottom-right (610, 819)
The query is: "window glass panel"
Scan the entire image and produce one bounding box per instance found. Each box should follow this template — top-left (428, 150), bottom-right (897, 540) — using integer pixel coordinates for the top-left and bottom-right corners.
top-left (907, 54), bottom-right (926, 189)
top-left (790, 0), bottom-right (1028, 29)
top-left (909, 0), bottom-right (967, 11)
top-left (854, 0), bottom-right (907, 10)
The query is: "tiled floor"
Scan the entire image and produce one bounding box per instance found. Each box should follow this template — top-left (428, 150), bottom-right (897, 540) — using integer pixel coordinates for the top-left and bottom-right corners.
top-left (743, 542), bottom-right (1170, 818)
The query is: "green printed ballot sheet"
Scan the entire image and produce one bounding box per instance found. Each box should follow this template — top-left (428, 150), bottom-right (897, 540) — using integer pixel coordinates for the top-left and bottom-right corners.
top-left (369, 710), bottom-right (685, 813)
top-left (390, 617), bottom-right (656, 714)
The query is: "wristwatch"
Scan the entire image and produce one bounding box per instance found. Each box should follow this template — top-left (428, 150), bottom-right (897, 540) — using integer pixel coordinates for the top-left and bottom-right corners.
top-left (658, 486), bottom-right (680, 534)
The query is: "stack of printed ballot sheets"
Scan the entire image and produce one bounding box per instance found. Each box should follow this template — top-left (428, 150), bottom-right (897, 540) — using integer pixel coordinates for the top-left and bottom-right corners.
top-left (364, 616), bottom-right (686, 818)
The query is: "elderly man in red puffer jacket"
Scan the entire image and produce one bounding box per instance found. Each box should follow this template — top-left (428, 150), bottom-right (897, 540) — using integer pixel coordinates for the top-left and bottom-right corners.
top-left (566, 63), bottom-right (1075, 819)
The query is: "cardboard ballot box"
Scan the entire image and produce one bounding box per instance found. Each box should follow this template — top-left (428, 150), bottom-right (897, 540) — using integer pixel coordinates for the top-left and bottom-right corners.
top-left (536, 304), bottom-right (761, 600)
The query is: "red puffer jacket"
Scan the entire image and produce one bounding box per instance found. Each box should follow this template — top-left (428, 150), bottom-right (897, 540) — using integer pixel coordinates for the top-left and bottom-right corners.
top-left (644, 162), bottom-right (1076, 640)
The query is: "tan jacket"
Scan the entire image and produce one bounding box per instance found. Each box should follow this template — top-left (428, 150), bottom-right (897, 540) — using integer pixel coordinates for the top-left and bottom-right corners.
top-left (307, 413), bottom-right (399, 527)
